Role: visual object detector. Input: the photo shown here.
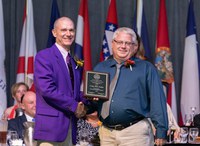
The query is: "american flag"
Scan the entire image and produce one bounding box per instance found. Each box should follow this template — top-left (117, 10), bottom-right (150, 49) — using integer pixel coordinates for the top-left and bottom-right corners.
top-left (100, 0), bottom-right (118, 61)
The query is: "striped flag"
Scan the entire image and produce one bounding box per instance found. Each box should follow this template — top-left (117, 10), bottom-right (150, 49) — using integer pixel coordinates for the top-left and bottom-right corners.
top-left (16, 0), bottom-right (37, 91)
top-left (74, 0), bottom-right (92, 83)
top-left (0, 0), bottom-right (7, 117)
top-left (180, 0), bottom-right (200, 125)
top-left (46, 0), bottom-right (60, 48)
top-left (155, 0), bottom-right (177, 121)
top-left (133, 0), bottom-right (151, 60)
top-left (74, 2), bottom-right (92, 141)
top-left (100, 0), bottom-right (118, 61)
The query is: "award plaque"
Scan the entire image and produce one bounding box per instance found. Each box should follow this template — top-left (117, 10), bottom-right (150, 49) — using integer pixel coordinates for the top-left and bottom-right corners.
top-left (84, 71), bottom-right (109, 100)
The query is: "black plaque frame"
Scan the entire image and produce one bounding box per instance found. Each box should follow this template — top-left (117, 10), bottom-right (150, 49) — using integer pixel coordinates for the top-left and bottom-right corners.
top-left (84, 71), bottom-right (109, 100)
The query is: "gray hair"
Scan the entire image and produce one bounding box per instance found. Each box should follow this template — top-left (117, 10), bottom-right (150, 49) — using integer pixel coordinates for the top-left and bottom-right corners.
top-left (112, 27), bottom-right (138, 44)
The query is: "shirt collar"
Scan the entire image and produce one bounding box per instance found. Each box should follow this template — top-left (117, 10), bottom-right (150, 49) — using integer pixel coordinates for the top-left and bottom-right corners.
top-left (55, 43), bottom-right (70, 58)
top-left (108, 58), bottom-right (124, 68)
top-left (25, 114), bottom-right (34, 122)
top-left (108, 56), bottom-right (137, 67)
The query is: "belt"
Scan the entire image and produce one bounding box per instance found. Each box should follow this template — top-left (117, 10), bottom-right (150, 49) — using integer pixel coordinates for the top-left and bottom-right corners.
top-left (103, 117), bottom-right (144, 130)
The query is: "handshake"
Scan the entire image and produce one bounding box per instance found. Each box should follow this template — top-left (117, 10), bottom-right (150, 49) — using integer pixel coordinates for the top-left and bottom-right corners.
top-left (75, 102), bottom-right (87, 118)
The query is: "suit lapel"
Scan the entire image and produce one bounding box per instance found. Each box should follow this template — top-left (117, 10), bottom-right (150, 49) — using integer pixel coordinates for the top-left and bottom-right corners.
top-left (52, 45), bottom-right (74, 91)
top-left (18, 114), bottom-right (27, 138)
top-left (20, 114), bottom-right (27, 123)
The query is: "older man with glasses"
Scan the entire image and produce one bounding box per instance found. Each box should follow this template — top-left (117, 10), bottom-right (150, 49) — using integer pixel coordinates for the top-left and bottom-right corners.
top-left (93, 27), bottom-right (168, 146)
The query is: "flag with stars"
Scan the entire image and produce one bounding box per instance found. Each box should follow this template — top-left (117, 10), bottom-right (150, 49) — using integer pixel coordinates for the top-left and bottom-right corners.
top-left (100, 0), bottom-right (118, 61)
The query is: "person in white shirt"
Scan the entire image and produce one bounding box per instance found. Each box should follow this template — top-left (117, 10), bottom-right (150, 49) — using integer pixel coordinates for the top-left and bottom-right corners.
top-left (150, 103), bottom-right (180, 142)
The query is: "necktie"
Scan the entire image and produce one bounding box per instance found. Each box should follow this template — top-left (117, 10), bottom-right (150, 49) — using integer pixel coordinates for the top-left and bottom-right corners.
top-left (101, 64), bottom-right (122, 119)
top-left (32, 118), bottom-right (35, 122)
top-left (66, 54), bottom-right (74, 90)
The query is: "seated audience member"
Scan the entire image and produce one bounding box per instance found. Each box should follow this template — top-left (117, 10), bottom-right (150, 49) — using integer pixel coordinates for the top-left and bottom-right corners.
top-left (8, 91), bottom-right (36, 139)
top-left (2, 82), bottom-right (29, 120)
top-left (166, 104), bottom-right (180, 131)
top-left (76, 111), bottom-right (100, 146)
top-left (166, 103), bottom-right (180, 141)
top-left (135, 33), bottom-right (147, 60)
top-left (150, 103), bottom-right (180, 142)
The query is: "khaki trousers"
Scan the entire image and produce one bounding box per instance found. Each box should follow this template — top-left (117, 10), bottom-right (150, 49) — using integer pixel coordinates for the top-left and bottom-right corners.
top-left (99, 118), bottom-right (154, 146)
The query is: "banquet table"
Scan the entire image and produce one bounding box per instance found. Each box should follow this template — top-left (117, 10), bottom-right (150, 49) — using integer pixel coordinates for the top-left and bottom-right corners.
top-left (165, 143), bottom-right (200, 146)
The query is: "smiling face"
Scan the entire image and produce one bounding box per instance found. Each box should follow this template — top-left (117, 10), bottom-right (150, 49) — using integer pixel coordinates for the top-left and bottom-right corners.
top-left (11, 83), bottom-right (29, 104)
top-left (14, 85), bottom-right (28, 103)
top-left (21, 91), bottom-right (36, 118)
top-left (112, 27), bottom-right (138, 64)
top-left (52, 17), bottom-right (75, 51)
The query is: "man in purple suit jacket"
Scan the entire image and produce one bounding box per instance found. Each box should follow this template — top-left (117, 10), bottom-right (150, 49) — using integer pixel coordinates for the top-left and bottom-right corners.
top-left (33, 17), bottom-right (87, 146)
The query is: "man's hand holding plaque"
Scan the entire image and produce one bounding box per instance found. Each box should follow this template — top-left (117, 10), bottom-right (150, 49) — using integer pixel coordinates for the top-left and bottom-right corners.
top-left (84, 71), bottom-right (109, 100)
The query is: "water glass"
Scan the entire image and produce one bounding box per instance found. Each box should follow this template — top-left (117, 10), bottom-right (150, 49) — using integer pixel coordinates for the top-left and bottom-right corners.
top-left (7, 131), bottom-right (19, 145)
top-left (10, 131), bottom-right (18, 140)
top-left (168, 129), bottom-right (176, 143)
top-left (184, 114), bottom-right (192, 126)
top-left (190, 107), bottom-right (197, 115)
top-left (190, 107), bottom-right (197, 126)
top-left (179, 127), bottom-right (188, 143)
top-left (189, 127), bottom-right (199, 143)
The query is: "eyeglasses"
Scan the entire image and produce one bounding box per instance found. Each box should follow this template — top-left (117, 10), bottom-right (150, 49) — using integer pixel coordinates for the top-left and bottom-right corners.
top-left (113, 39), bottom-right (135, 47)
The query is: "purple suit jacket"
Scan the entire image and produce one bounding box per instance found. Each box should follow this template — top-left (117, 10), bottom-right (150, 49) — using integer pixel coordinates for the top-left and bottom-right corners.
top-left (33, 45), bottom-right (85, 144)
